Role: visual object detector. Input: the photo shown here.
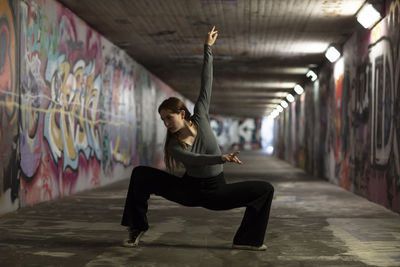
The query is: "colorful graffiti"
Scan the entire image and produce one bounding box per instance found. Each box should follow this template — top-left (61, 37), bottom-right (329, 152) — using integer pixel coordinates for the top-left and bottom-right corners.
top-left (102, 44), bottom-right (137, 173)
top-left (210, 115), bottom-right (261, 151)
top-left (275, 0), bottom-right (400, 213)
top-left (346, 1), bottom-right (400, 209)
top-left (0, 0), bottom-right (17, 214)
top-left (364, 1), bottom-right (399, 208)
top-left (135, 65), bottom-right (157, 166)
top-left (16, 0), bottom-right (173, 208)
top-left (20, 0), bottom-right (106, 203)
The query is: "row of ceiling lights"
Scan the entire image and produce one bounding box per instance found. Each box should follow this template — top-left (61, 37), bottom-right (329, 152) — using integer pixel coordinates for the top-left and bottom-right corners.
top-left (269, 1), bottom-right (382, 119)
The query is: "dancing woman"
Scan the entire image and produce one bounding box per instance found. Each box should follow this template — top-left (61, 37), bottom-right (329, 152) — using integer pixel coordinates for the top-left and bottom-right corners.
top-left (121, 26), bottom-right (274, 250)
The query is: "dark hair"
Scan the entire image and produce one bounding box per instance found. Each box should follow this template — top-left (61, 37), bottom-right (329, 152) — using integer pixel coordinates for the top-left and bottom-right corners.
top-left (158, 97), bottom-right (192, 173)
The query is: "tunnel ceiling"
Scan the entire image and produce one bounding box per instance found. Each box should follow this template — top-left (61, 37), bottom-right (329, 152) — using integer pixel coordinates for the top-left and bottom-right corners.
top-left (57, 0), bottom-right (366, 118)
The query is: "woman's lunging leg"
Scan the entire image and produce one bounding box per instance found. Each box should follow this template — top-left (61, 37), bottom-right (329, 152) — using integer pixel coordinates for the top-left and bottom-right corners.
top-left (201, 179), bottom-right (274, 247)
top-left (121, 166), bottom-right (153, 230)
top-left (232, 182), bottom-right (274, 246)
top-left (121, 166), bottom-right (197, 230)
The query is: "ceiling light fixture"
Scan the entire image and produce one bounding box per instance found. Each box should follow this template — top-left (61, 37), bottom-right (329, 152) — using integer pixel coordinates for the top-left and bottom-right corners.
top-left (306, 70), bottom-right (318, 81)
top-left (276, 105), bottom-right (283, 113)
top-left (294, 84), bottom-right (304, 95)
top-left (289, 41), bottom-right (330, 54)
top-left (281, 100), bottom-right (288, 108)
top-left (325, 46), bottom-right (341, 63)
top-left (270, 110), bottom-right (279, 118)
top-left (286, 94), bottom-right (295, 103)
top-left (356, 3), bottom-right (382, 29)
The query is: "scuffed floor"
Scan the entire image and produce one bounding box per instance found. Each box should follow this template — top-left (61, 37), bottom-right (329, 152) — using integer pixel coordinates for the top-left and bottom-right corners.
top-left (1, 151), bottom-right (399, 266)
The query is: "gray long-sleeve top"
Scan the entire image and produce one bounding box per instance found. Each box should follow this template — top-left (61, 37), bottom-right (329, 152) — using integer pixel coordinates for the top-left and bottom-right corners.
top-left (168, 44), bottom-right (224, 178)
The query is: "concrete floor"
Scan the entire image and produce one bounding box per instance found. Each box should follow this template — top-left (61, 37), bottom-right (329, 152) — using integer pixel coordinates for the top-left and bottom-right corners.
top-left (1, 151), bottom-right (400, 267)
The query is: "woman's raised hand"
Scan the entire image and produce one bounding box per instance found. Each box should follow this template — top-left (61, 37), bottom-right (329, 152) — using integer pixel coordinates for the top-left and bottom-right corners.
top-left (205, 26), bottom-right (218, 46)
top-left (221, 151), bottom-right (242, 165)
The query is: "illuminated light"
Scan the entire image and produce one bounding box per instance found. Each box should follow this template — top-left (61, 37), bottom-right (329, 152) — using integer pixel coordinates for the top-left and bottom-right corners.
top-left (266, 146), bottom-right (274, 154)
top-left (288, 41), bottom-right (330, 54)
top-left (325, 46), bottom-right (341, 63)
top-left (286, 93), bottom-right (295, 103)
top-left (270, 110), bottom-right (279, 118)
top-left (276, 105), bottom-right (283, 112)
top-left (263, 67), bottom-right (309, 74)
top-left (334, 58), bottom-right (344, 80)
top-left (281, 100), bottom-right (288, 108)
top-left (357, 3), bottom-right (382, 29)
top-left (294, 84), bottom-right (304, 95)
top-left (306, 70), bottom-right (318, 81)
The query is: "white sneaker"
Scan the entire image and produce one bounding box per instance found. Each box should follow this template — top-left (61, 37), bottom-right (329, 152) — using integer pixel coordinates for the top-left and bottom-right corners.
top-left (122, 229), bottom-right (146, 247)
top-left (232, 244), bottom-right (267, 251)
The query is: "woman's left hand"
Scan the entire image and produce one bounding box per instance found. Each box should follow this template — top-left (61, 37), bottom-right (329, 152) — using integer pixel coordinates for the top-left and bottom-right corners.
top-left (205, 25), bottom-right (218, 46)
top-left (221, 151), bottom-right (242, 164)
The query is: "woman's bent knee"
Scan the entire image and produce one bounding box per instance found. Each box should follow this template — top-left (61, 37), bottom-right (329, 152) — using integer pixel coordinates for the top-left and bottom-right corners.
top-left (130, 166), bottom-right (151, 183)
top-left (263, 181), bottom-right (274, 195)
top-left (132, 165), bottom-right (156, 175)
top-left (132, 166), bottom-right (144, 174)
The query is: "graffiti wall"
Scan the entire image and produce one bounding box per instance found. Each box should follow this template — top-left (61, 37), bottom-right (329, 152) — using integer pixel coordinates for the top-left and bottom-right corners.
top-left (0, 0), bottom-right (187, 214)
top-left (275, 0), bottom-right (400, 213)
top-left (16, 0), bottom-right (189, 208)
top-left (0, 0), bottom-right (18, 215)
top-left (210, 115), bottom-right (261, 151)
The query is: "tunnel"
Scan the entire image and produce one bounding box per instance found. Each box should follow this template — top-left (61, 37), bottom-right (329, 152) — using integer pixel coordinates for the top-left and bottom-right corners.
top-left (0, 0), bottom-right (399, 266)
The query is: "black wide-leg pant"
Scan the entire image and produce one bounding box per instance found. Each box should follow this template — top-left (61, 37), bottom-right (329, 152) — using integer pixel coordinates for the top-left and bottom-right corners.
top-left (121, 166), bottom-right (274, 246)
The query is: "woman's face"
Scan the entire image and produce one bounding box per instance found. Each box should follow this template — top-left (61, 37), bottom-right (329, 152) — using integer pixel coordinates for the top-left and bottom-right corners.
top-left (159, 109), bottom-right (185, 133)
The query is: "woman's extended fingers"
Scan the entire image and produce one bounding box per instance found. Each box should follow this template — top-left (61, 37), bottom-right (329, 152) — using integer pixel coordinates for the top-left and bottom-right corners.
top-left (209, 26), bottom-right (217, 34)
top-left (222, 151), bottom-right (242, 164)
top-left (211, 29), bottom-right (218, 37)
top-left (234, 156), bottom-right (242, 164)
top-left (209, 25), bottom-right (215, 33)
top-left (228, 151), bottom-right (242, 164)
top-left (205, 25), bottom-right (219, 45)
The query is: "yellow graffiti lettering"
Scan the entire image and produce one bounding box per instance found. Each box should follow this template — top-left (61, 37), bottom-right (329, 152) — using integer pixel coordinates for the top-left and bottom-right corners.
top-left (371, 24), bottom-right (383, 43)
top-left (72, 66), bottom-right (86, 145)
top-left (62, 67), bottom-right (76, 161)
top-left (85, 72), bottom-right (100, 149)
top-left (50, 106), bottom-right (63, 154)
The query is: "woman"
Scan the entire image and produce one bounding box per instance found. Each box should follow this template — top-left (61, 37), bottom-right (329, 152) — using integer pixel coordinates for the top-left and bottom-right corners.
top-left (121, 26), bottom-right (274, 251)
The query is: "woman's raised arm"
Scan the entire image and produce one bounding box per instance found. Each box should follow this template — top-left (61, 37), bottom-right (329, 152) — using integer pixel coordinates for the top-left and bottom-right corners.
top-left (193, 26), bottom-right (219, 117)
